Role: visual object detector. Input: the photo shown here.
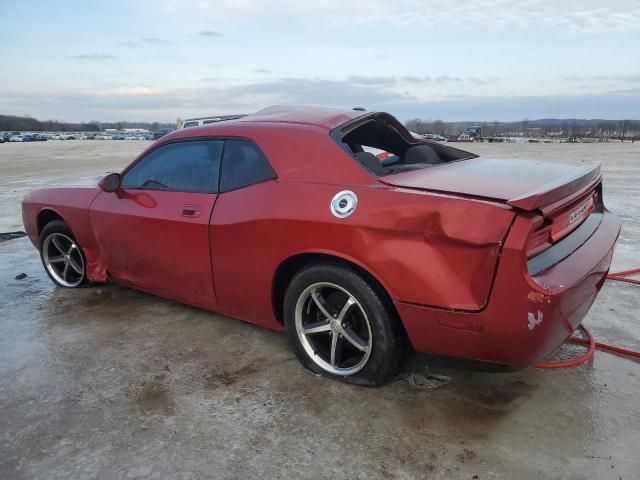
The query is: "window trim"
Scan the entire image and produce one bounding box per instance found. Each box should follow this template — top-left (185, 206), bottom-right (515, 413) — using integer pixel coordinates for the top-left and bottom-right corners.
top-left (120, 136), bottom-right (277, 194)
top-left (120, 138), bottom-right (224, 194)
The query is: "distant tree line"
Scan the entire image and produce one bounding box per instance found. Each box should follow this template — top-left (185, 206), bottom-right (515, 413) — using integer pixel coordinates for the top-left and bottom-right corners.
top-left (3, 113), bottom-right (639, 139)
top-left (0, 114), bottom-right (173, 132)
top-left (405, 118), bottom-right (640, 140)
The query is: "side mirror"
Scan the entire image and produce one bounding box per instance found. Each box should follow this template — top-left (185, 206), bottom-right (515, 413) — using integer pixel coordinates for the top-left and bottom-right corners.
top-left (100, 173), bottom-right (122, 193)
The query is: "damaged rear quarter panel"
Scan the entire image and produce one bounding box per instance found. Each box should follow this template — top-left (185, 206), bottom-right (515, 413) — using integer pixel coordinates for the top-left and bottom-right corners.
top-left (352, 186), bottom-right (516, 310)
top-left (211, 182), bottom-right (515, 324)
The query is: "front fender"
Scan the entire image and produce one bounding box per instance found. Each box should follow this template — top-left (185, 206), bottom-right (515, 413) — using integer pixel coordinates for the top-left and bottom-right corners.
top-left (22, 187), bottom-right (107, 281)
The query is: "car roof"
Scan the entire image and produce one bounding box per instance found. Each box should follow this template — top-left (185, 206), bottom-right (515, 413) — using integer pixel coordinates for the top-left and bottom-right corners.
top-left (164, 105), bottom-right (371, 141)
top-left (174, 105), bottom-right (363, 132)
top-left (234, 105), bottom-right (367, 130)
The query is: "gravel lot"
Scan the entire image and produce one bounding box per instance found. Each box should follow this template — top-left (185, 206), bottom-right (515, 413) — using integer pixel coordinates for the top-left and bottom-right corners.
top-left (1, 140), bottom-right (639, 479)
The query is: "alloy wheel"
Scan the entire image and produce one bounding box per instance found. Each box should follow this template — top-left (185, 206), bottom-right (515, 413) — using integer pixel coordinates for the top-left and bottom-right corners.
top-left (295, 282), bottom-right (372, 375)
top-left (42, 233), bottom-right (85, 287)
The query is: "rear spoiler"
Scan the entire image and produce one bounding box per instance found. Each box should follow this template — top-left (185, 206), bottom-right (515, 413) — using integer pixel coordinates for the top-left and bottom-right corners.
top-left (507, 163), bottom-right (602, 211)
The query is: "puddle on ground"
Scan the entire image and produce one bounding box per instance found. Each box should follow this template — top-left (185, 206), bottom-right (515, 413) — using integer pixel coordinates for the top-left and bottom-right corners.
top-left (0, 231), bottom-right (27, 242)
top-left (136, 383), bottom-right (175, 416)
top-left (404, 371), bottom-right (452, 390)
top-left (203, 364), bottom-right (258, 388)
top-left (463, 379), bottom-right (534, 410)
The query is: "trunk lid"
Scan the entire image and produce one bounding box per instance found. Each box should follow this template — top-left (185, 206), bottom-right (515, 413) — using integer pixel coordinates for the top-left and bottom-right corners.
top-left (379, 157), bottom-right (601, 212)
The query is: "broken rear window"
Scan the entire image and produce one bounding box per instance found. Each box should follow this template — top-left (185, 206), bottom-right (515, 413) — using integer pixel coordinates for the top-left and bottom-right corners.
top-left (333, 113), bottom-right (474, 176)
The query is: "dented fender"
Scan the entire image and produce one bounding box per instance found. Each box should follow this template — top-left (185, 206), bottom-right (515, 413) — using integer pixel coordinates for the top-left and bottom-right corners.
top-left (22, 187), bottom-right (108, 282)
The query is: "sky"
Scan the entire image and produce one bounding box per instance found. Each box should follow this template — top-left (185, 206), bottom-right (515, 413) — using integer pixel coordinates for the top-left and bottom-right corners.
top-left (0, 0), bottom-right (639, 122)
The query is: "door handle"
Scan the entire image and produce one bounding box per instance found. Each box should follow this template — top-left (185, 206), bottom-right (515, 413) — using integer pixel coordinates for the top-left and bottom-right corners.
top-left (182, 204), bottom-right (201, 218)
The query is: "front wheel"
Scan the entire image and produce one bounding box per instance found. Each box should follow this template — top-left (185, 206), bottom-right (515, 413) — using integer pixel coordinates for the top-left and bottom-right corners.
top-left (39, 220), bottom-right (89, 288)
top-left (284, 263), bottom-right (403, 386)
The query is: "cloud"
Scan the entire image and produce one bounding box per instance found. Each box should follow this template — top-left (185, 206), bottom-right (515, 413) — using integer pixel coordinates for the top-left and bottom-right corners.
top-left (117, 82), bottom-right (154, 88)
top-left (615, 75), bottom-right (640, 82)
top-left (120, 41), bottom-right (137, 47)
top-left (253, 69), bottom-right (271, 74)
top-left (435, 75), bottom-right (462, 84)
top-left (141, 37), bottom-right (170, 45)
top-left (401, 75), bottom-right (432, 83)
top-left (399, 75), bottom-right (498, 85)
top-left (0, 76), bottom-right (409, 121)
top-left (2, 87), bottom-right (640, 122)
top-left (564, 74), bottom-right (640, 82)
top-left (608, 87), bottom-right (640, 95)
top-left (163, 0), bottom-right (640, 33)
top-left (326, 1), bottom-right (640, 33)
top-left (198, 30), bottom-right (223, 37)
top-left (347, 75), bottom-right (397, 86)
top-left (66, 54), bottom-right (118, 60)
top-left (564, 74), bottom-right (640, 94)
top-left (390, 93), bottom-right (640, 121)
top-left (225, 77), bottom-right (410, 106)
top-left (469, 76), bottom-right (500, 86)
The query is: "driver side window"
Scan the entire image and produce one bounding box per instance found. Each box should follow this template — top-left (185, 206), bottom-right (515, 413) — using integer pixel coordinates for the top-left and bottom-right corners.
top-left (122, 140), bottom-right (223, 193)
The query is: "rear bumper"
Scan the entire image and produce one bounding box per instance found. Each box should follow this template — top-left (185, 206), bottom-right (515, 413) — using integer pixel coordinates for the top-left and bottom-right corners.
top-left (397, 209), bottom-right (621, 366)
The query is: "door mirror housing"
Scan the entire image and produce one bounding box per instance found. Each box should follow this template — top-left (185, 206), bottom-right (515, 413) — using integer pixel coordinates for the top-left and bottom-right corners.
top-left (100, 173), bottom-right (122, 193)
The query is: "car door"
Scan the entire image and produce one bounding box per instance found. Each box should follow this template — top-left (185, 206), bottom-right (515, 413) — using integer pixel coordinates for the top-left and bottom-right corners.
top-left (90, 139), bottom-right (223, 309)
top-left (209, 139), bottom-right (278, 322)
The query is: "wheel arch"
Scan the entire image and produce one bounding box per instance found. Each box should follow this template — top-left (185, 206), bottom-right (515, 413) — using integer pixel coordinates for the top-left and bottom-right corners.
top-left (34, 204), bottom-right (108, 284)
top-left (36, 208), bottom-right (66, 237)
top-left (271, 252), bottom-right (406, 335)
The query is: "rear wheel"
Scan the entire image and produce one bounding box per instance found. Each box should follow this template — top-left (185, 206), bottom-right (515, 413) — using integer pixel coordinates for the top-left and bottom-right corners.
top-left (284, 263), bottom-right (402, 386)
top-left (39, 220), bottom-right (88, 288)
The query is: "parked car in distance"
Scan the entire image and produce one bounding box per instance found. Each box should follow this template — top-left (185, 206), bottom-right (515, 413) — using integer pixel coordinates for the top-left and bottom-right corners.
top-left (22, 105), bottom-right (620, 386)
top-left (10, 135), bottom-right (24, 142)
top-left (423, 133), bottom-right (447, 142)
top-left (152, 128), bottom-right (174, 140)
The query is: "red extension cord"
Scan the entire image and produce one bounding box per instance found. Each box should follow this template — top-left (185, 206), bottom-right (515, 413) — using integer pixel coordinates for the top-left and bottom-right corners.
top-left (534, 268), bottom-right (640, 369)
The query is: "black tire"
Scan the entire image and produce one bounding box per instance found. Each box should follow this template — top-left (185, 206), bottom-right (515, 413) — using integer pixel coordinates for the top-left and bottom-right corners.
top-left (284, 263), bottom-right (403, 387)
top-left (39, 220), bottom-right (89, 288)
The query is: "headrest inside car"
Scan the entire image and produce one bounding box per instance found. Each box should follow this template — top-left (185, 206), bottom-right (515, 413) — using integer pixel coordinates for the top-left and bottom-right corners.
top-left (355, 152), bottom-right (385, 175)
top-left (404, 144), bottom-right (443, 165)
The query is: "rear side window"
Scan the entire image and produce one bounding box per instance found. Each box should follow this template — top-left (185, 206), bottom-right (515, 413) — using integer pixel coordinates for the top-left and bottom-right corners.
top-left (220, 139), bottom-right (276, 192)
top-left (122, 140), bottom-right (223, 193)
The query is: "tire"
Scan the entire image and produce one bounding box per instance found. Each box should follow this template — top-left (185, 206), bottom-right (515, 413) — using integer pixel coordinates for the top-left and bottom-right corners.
top-left (39, 220), bottom-right (89, 288)
top-left (284, 263), bottom-right (403, 387)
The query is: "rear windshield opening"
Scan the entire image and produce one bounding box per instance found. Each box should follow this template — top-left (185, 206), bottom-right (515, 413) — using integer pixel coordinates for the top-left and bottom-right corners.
top-left (336, 113), bottom-right (475, 176)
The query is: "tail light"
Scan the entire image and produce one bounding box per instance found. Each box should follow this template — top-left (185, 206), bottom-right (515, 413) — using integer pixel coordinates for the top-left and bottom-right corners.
top-left (526, 217), bottom-right (552, 258)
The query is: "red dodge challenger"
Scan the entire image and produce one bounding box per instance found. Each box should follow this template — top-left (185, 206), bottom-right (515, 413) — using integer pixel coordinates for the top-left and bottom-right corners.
top-left (22, 105), bottom-right (621, 386)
